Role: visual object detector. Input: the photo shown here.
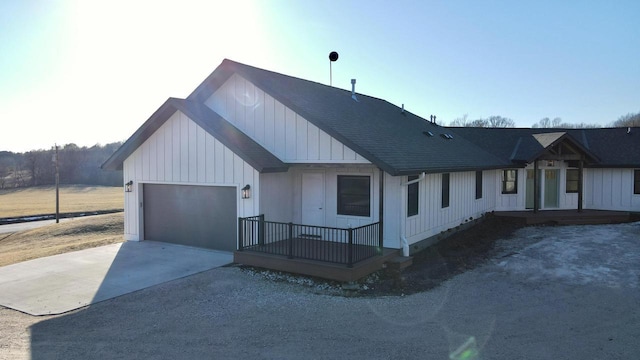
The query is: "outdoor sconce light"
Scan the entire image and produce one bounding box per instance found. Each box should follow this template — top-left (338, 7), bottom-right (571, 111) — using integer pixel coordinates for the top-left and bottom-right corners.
top-left (241, 184), bottom-right (251, 199)
top-left (125, 180), bottom-right (133, 193)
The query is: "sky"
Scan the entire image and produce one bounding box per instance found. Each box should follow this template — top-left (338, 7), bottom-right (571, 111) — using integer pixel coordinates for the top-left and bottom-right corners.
top-left (1, 0), bottom-right (638, 153)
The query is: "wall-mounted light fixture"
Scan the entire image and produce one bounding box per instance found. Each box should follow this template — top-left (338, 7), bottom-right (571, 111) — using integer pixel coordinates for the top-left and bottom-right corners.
top-left (241, 184), bottom-right (251, 199)
top-left (125, 180), bottom-right (133, 193)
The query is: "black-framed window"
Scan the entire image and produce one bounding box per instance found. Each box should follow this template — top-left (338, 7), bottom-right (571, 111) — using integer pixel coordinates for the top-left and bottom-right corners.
top-left (566, 169), bottom-right (579, 193)
top-left (634, 169), bottom-right (640, 195)
top-left (407, 175), bottom-right (419, 217)
top-left (475, 171), bottom-right (483, 199)
top-left (502, 169), bottom-right (518, 194)
top-left (337, 175), bottom-right (370, 217)
top-left (442, 173), bottom-right (450, 208)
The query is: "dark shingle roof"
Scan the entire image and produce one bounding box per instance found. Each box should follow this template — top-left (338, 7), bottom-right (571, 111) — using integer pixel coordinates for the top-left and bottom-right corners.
top-left (452, 127), bottom-right (640, 167)
top-left (102, 98), bottom-right (287, 172)
top-left (104, 59), bottom-right (640, 174)
top-left (187, 59), bottom-right (508, 175)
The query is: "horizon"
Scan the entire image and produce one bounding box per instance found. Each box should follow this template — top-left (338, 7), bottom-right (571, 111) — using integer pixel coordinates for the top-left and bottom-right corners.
top-left (2, 1), bottom-right (638, 153)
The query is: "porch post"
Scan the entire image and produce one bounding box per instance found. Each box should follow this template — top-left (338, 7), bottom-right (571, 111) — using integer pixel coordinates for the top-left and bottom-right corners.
top-left (238, 217), bottom-right (244, 251)
top-left (287, 222), bottom-right (294, 259)
top-left (533, 160), bottom-right (539, 213)
top-left (378, 168), bottom-right (384, 253)
top-left (347, 227), bottom-right (353, 268)
top-left (578, 158), bottom-right (584, 213)
top-left (258, 214), bottom-right (265, 245)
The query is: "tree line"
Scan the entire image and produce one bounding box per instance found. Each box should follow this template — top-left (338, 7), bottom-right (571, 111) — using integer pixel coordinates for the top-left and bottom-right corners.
top-left (0, 142), bottom-right (123, 189)
top-left (449, 111), bottom-right (640, 128)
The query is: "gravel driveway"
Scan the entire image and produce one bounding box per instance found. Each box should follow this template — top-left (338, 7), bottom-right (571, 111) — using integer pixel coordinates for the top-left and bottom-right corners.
top-left (1, 222), bottom-right (639, 359)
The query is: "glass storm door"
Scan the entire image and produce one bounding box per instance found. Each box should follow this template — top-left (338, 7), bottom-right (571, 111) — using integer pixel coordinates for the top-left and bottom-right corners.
top-left (544, 169), bottom-right (559, 208)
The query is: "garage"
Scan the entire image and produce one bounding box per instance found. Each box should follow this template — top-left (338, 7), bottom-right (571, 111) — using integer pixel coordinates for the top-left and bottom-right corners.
top-left (143, 184), bottom-right (237, 251)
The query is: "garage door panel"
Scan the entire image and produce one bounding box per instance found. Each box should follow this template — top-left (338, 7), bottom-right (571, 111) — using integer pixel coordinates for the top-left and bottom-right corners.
top-left (143, 184), bottom-right (237, 251)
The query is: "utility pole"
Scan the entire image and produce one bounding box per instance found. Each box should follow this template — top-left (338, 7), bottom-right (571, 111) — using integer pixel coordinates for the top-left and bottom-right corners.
top-left (54, 144), bottom-right (59, 223)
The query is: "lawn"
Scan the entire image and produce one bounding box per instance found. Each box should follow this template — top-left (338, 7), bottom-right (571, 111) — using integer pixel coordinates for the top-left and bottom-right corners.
top-left (0, 185), bottom-right (123, 218)
top-left (0, 185), bottom-right (125, 266)
top-left (0, 213), bottom-right (124, 267)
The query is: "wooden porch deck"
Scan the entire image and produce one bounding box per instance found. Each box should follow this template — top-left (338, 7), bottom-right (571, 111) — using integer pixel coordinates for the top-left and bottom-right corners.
top-left (494, 209), bottom-right (633, 225)
top-left (235, 238), bottom-right (401, 282)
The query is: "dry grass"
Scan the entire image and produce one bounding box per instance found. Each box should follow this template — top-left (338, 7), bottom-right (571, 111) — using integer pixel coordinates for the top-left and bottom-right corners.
top-left (0, 185), bottom-right (123, 218)
top-left (0, 213), bottom-right (124, 267)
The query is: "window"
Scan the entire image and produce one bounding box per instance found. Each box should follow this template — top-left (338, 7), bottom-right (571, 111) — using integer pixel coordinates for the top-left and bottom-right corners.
top-left (566, 169), bottom-right (579, 193)
top-left (475, 171), bottom-right (483, 199)
top-left (337, 175), bottom-right (370, 217)
top-left (407, 175), bottom-right (419, 217)
top-left (442, 173), bottom-right (450, 208)
top-left (502, 169), bottom-right (518, 194)
top-left (635, 170), bottom-right (640, 195)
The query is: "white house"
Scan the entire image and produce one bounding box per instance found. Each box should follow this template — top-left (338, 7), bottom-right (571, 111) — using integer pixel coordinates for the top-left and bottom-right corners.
top-left (103, 59), bottom-right (640, 279)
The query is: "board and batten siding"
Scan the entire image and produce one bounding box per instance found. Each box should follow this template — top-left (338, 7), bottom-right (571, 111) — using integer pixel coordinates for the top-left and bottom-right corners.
top-left (122, 110), bottom-right (259, 241)
top-left (383, 171), bottom-right (497, 249)
top-left (205, 73), bottom-right (370, 164)
top-left (585, 168), bottom-right (640, 211)
top-left (495, 168), bottom-right (525, 211)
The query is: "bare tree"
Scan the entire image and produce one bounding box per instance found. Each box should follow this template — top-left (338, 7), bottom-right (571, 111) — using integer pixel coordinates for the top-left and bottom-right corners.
top-left (486, 116), bottom-right (515, 128)
top-left (532, 117), bottom-right (599, 128)
top-left (449, 114), bottom-right (471, 127)
top-left (450, 115), bottom-right (515, 128)
top-left (610, 112), bottom-right (640, 127)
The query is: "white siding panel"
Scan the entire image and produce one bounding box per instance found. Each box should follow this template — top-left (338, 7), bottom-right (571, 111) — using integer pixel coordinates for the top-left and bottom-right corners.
top-left (122, 110), bottom-right (262, 241)
top-left (164, 122), bottom-right (173, 182)
top-left (585, 168), bottom-right (639, 211)
top-left (206, 74), bottom-right (369, 164)
top-left (307, 124), bottom-right (319, 160)
top-left (214, 140), bottom-right (225, 183)
top-left (398, 171), bottom-right (497, 248)
top-left (196, 126), bottom-right (207, 183)
top-left (285, 108), bottom-right (297, 159)
top-left (205, 133), bottom-right (216, 182)
top-left (188, 118), bottom-right (198, 182)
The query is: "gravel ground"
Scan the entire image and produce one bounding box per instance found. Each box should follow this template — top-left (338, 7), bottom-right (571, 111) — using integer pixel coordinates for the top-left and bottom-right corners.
top-left (1, 221), bottom-right (639, 359)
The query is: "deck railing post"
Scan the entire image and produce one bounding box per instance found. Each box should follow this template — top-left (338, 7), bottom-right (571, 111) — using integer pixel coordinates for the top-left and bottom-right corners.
top-left (258, 214), bottom-right (265, 245)
top-left (238, 217), bottom-right (244, 251)
top-left (377, 221), bottom-right (383, 254)
top-left (288, 222), bottom-right (294, 259)
top-left (347, 227), bottom-right (353, 268)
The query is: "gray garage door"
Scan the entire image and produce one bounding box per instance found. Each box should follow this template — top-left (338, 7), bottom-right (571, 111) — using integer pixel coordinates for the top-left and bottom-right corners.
top-left (143, 184), bottom-right (237, 251)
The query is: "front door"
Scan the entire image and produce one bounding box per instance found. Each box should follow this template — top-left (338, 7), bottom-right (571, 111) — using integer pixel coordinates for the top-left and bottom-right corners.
top-left (302, 173), bottom-right (325, 226)
top-left (544, 169), bottom-right (559, 208)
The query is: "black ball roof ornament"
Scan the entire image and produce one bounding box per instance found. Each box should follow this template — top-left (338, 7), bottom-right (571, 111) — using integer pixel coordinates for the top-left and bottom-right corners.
top-left (329, 51), bottom-right (339, 62)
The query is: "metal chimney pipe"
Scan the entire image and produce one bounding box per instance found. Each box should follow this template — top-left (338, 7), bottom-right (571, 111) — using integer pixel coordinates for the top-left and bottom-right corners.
top-left (351, 79), bottom-right (356, 96)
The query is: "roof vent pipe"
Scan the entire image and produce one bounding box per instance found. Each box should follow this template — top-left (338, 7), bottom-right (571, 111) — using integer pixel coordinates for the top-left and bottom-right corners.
top-left (351, 79), bottom-right (358, 102)
top-left (401, 104), bottom-right (405, 114)
top-left (628, 127), bottom-right (631, 134)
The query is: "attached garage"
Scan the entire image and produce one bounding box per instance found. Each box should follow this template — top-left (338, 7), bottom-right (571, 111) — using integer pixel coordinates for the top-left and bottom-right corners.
top-left (143, 184), bottom-right (237, 251)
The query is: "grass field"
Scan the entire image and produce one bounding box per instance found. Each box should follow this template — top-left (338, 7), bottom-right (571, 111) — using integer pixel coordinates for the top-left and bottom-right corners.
top-left (0, 213), bottom-right (124, 267)
top-left (0, 185), bottom-right (125, 266)
top-left (0, 185), bottom-right (123, 218)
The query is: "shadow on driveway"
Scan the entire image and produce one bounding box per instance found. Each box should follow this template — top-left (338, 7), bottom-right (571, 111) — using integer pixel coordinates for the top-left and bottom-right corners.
top-left (0, 241), bottom-right (232, 315)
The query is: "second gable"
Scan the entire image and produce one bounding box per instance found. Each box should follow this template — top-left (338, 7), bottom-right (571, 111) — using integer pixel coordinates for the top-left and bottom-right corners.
top-left (204, 73), bottom-right (370, 164)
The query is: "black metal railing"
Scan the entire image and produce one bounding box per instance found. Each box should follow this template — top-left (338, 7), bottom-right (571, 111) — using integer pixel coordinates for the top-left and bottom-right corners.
top-left (238, 215), bottom-right (381, 267)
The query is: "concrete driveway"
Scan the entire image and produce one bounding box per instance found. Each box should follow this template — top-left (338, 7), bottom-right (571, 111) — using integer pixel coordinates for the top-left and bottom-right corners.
top-left (1, 222), bottom-right (639, 359)
top-left (0, 241), bottom-right (233, 315)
